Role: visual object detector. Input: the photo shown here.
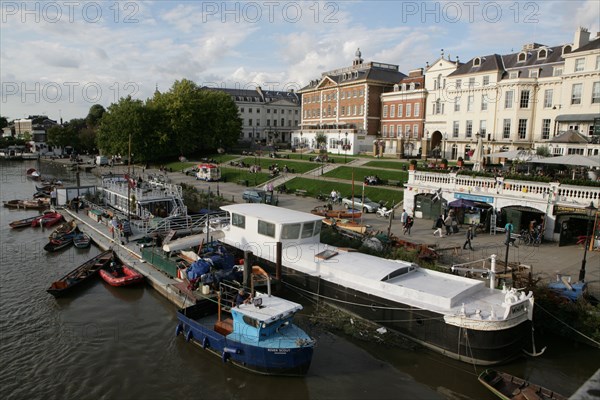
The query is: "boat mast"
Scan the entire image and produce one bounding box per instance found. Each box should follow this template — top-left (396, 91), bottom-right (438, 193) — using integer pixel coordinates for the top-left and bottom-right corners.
top-left (128, 132), bottom-right (131, 220)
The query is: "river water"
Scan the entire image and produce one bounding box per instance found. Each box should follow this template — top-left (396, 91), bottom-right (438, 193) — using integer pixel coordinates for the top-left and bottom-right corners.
top-left (0, 160), bottom-right (597, 400)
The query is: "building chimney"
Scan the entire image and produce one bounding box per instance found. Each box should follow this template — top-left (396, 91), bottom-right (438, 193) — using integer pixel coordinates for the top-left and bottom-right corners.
top-left (573, 27), bottom-right (590, 50)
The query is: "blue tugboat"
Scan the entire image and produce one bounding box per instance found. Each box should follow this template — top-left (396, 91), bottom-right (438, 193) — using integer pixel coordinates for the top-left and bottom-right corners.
top-left (176, 276), bottom-right (315, 376)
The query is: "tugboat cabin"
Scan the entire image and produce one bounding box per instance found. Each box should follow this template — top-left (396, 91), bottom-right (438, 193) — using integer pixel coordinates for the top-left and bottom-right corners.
top-left (229, 293), bottom-right (304, 344)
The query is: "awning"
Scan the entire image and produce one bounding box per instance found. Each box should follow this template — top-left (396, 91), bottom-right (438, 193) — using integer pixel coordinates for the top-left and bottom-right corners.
top-left (555, 114), bottom-right (598, 122)
top-left (449, 198), bottom-right (477, 208)
top-left (502, 205), bottom-right (545, 213)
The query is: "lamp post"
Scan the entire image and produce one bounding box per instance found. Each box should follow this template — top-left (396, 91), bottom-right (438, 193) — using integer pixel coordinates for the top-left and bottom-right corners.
top-left (579, 201), bottom-right (597, 282)
top-left (300, 132), bottom-right (303, 160)
top-left (338, 132), bottom-right (340, 157)
top-left (443, 132), bottom-right (448, 159)
top-left (344, 132), bottom-right (348, 164)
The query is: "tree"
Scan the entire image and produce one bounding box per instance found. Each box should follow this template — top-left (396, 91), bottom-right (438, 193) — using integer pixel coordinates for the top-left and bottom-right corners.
top-left (0, 116), bottom-right (8, 129)
top-left (536, 146), bottom-right (551, 157)
top-left (97, 96), bottom-right (163, 161)
top-left (86, 104), bottom-right (106, 128)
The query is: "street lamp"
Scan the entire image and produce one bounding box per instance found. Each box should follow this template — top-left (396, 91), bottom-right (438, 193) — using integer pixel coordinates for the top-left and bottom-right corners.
top-left (443, 132), bottom-right (448, 159)
top-left (579, 201), bottom-right (597, 282)
top-left (344, 132), bottom-right (348, 164)
top-left (300, 132), bottom-right (303, 160)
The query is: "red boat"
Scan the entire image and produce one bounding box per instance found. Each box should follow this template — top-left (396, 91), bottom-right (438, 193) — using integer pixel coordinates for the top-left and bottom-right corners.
top-left (31, 212), bottom-right (63, 228)
top-left (99, 252), bottom-right (144, 287)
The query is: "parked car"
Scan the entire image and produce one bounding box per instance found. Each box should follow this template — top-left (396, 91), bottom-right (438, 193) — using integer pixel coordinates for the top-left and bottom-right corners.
top-left (341, 196), bottom-right (380, 213)
top-left (242, 189), bottom-right (278, 205)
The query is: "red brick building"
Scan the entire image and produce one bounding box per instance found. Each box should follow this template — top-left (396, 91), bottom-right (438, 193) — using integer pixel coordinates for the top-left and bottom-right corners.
top-left (379, 69), bottom-right (427, 158)
top-left (296, 49), bottom-right (406, 155)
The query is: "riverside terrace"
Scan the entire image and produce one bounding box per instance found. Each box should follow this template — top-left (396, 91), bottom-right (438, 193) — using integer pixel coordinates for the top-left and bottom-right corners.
top-left (44, 156), bottom-right (600, 298)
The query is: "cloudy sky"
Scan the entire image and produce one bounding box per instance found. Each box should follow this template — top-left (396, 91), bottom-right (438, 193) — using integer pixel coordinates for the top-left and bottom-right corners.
top-left (1, 0), bottom-right (598, 121)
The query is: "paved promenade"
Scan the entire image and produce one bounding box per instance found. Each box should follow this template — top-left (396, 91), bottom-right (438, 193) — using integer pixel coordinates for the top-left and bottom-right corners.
top-left (49, 157), bottom-right (600, 298)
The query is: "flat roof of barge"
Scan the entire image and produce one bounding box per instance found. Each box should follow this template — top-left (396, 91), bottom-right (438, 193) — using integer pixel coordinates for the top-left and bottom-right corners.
top-left (221, 204), bottom-right (324, 224)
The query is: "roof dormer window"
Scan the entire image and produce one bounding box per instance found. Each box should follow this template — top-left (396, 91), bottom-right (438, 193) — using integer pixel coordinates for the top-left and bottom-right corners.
top-left (562, 45), bottom-right (572, 55)
top-left (538, 49), bottom-right (547, 59)
top-left (473, 57), bottom-right (481, 67)
top-left (517, 52), bottom-right (527, 62)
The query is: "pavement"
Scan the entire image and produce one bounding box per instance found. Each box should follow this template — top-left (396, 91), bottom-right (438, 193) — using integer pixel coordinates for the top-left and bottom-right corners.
top-left (47, 156), bottom-right (600, 298)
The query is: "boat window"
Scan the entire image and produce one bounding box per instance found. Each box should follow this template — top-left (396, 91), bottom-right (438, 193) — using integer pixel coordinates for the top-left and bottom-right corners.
top-left (381, 266), bottom-right (415, 281)
top-left (232, 213), bottom-right (245, 229)
top-left (313, 221), bottom-right (322, 236)
top-left (301, 222), bottom-right (314, 238)
top-left (242, 315), bottom-right (260, 328)
top-left (281, 223), bottom-right (301, 239)
top-left (258, 220), bottom-right (275, 238)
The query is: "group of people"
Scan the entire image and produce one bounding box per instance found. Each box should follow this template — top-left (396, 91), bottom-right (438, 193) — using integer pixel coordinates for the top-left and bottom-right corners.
top-left (433, 212), bottom-right (474, 250)
top-left (364, 175), bottom-right (381, 185)
top-left (400, 209), bottom-right (414, 235)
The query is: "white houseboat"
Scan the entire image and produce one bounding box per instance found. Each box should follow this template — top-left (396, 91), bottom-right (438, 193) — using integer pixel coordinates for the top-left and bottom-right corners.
top-left (101, 175), bottom-right (187, 219)
top-left (217, 203), bottom-right (535, 366)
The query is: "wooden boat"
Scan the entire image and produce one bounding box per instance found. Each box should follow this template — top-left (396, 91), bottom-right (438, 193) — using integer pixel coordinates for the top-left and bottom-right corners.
top-left (47, 250), bottom-right (113, 297)
top-left (311, 206), bottom-right (362, 219)
top-left (478, 369), bottom-right (567, 400)
top-left (176, 269), bottom-right (315, 376)
top-left (3, 199), bottom-right (49, 210)
top-left (322, 217), bottom-right (368, 234)
top-left (99, 252), bottom-right (144, 286)
top-left (73, 232), bottom-right (92, 249)
top-left (49, 220), bottom-right (78, 240)
top-left (31, 212), bottom-right (63, 228)
top-left (43, 236), bottom-right (74, 252)
top-left (10, 214), bottom-right (45, 228)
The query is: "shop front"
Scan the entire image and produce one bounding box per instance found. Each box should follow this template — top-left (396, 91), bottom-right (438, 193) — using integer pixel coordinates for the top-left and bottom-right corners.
top-left (553, 205), bottom-right (600, 247)
top-left (500, 206), bottom-right (546, 235)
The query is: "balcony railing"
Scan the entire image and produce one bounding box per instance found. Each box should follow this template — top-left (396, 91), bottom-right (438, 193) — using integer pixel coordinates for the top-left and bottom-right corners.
top-left (408, 171), bottom-right (600, 206)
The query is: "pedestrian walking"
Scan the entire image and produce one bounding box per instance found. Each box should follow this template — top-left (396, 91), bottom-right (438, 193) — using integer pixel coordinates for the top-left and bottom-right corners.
top-left (433, 215), bottom-right (445, 237)
top-left (400, 209), bottom-right (408, 228)
top-left (50, 187), bottom-right (57, 207)
top-left (504, 220), bottom-right (514, 246)
top-left (121, 219), bottom-right (131, 244)
top-left (444, 214), bottom-right (453, 236)
top-left (403, 215), bottom-right (413, 235)
top-left (463, 226), bottom-right (474, 250)
top-left (110, 216), bottom-right (120, 240)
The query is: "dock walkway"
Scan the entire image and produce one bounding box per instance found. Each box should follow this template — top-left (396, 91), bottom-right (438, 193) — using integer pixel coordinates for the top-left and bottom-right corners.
top-left (62, 206), bottom-right (197, 308)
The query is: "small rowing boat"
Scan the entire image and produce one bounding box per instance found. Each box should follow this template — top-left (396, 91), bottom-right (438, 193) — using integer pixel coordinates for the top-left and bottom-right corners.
top-left (3, 199), bottom-right (50, 210)
top-left (478, 369), bottom-right (567, 400)
top-left (47, 250), bottom-right (113, 297)
top-left (73, 232), bottom-right (92, 249)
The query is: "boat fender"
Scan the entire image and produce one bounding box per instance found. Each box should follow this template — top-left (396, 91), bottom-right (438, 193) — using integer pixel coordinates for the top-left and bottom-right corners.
top-left (202, 336), bottom-right (209, 349)
top-left (223, 346), bottom-right (240, 355)
top-left (185, 330), bottom-right (193, 342)
top-left (175, 324), bottom-right (183, 337)
top-left (221, 351), bottom-right (229, 363)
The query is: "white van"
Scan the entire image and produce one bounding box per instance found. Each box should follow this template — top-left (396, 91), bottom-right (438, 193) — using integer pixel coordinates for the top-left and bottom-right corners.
top-left (96, 156), bottom-right (109, 166)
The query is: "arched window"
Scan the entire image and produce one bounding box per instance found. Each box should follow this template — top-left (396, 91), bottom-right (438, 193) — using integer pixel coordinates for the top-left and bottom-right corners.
top-left (538, 49), bottom-right (547, 59)
top-left (473, 57), bottom-right (481, 66)
top-left (517, 52), bottom-right (527, 62)
top-left (562, 45), bottom-right (572, 55)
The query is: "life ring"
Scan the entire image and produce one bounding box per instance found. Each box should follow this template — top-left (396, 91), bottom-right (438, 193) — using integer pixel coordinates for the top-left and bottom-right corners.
top-left (175, 323), bottom-right (183, 336)
top-left (185, 330), bottom-right (193, 342)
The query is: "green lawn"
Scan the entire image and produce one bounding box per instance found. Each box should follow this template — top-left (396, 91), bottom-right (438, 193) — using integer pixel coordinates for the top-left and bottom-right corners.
top-left (283, 177), bottom-right (404, 205)
top-left (220, 166), bottom-right (271, 187)
top-left (323, 166), bottom-right (408, 185)
top-left (239, 157), bottom-right (319, 174)
top-left (363, 160), bottom-right (410, 169)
